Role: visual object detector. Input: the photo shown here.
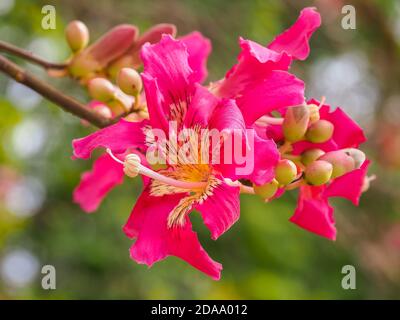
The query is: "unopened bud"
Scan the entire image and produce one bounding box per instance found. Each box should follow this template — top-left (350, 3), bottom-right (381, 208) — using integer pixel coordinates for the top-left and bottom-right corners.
top-left (65, 21), bottom-right (89, 52)
top-left (319, 150), bottom-right (355, 179)
top-left (301, 148), bottom-right (325, 166)
top-left (88, 78), bottom-right (115, 102)
top-left (305, 119), bottom-right (334, 143)
top-left (342, 148), bottom-right (366, 169)
top-left (253, 179), bottom-right (279, 200)
top-left (275, 159), bottom-right (297, 185)
top-left (308, 104), bottom-right (320, 123)
top-left (305, 160), bottom-right (333, 186)
top-left (117, 68), bottom-right (142, 96)
top-left (282, 105), bottom-right (310, 142)
top-left (123, 153), bottom-right (141, 178)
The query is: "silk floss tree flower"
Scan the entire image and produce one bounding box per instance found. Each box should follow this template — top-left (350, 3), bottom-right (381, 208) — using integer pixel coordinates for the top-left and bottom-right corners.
top-left (72, 35), bottom-right (280, 279)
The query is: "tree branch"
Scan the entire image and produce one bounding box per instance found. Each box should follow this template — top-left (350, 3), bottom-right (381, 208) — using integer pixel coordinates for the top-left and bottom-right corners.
top-left (0, 40), bottom-right (68, 70)
top-left (0, 54), bottom-right (111, 128)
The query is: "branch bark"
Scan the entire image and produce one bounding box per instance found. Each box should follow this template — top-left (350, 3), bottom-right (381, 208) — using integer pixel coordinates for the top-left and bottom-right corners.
top-left (0, 54), bottom-right (111, 128)
top-left (0, 40), bottom-right (67, 70)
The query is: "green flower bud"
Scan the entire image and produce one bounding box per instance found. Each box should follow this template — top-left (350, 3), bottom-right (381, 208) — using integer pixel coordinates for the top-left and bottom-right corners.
top-left (301, 148), bottom-right (325, 166)
top-left (305, 119), bottom-right (334, 143)
top-left (275, 159), bottom-right (297, 185)
top-left (282, 105), bottom-right (310, 142)
top-left (117, 68), bottom-right (142, 96)
top-left (305, 160), bottom-right (333, 186)
top-left (88, 78), bottom-right (115, 102)
top-left (253, 179), bottom-right (279, 200)
top-left (319, 150), bottom-right (355, 179)
top-left (65, 21), bottom-right (89, 52)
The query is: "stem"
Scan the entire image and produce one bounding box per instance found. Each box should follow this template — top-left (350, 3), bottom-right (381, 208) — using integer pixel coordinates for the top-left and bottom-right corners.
top-left (0, 40), bottom-right (67, 70)
top-left (0, 54), bottom-right (111, 128)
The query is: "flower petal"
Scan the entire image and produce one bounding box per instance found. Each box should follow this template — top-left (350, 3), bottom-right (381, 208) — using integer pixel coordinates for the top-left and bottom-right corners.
top-left (195, 181), bottom-right (240, 240)
top-left (268, 7), bottom-right (321, 60)
top-left (124, 189), bottom-right (222, 280)
top-left (183, 84), bottom-right (219, 128)
top-left (180, 31), bottom-right (211, 83)
top-left (216, 38), bottom-right (291, 98)
top-left (324, 160), bottom-right (370, 205)
top-left (141, 34), bottom-right (194, 107)
top-left (236, 70), bottom-right (305, 125)
top-left (72, 118), bottom-right (148, 159)
top-left (290, 185), bottom-right (336, 240)
top-left (73, 153), bottom-right (124, 213)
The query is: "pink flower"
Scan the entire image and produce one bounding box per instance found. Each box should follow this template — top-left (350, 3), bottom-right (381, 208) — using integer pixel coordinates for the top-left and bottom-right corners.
top-left (72, 35), bottom-right (279, 279)
top-left (291, 160), bottom-right (370, 240)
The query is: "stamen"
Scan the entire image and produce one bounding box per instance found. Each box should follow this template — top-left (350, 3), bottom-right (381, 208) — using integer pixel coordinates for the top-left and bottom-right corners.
top-left (256, 115), bottom-right (284, 126)
top-left (106, 148), bottom-right (207, 190)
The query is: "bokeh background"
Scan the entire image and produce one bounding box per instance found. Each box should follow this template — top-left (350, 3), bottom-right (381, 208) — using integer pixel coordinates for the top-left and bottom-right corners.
top-left (0, 0), bottom-right (399, 299)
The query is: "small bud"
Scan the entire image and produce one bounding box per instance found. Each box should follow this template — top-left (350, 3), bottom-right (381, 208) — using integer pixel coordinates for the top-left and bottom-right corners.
top-left (117, 68), bottom-right (142, 96)
top-left (88, 78), bottom-right (115, 102)
top-left (282, 105), bottom-right (310, 142)
top-left (253, 179), bottom-right (279, 200)
top-left (342, 148), bottom-right (366, 169)
top-left (304, 160), bottom-right (333, 186)
top-left (305, 119), bottom-right (334, 143)
top-left (301, 148), bottom-right (325, 166)
top-left (320, 150), bottom-right (355, 179)
top-left (123, 153), bottom-right (141, 178)
top-left (308, 104), bottom-right (320, 123)
top-left (65, 21), bottom-right (89, 52)
top-left (275, 159), bottom-right (297, 185)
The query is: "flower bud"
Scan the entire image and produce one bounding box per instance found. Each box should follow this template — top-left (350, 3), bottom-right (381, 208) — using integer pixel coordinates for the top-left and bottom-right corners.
top-left (275, 159), bottom-right (297, 185)
top-left (308, 104), bottom-right (320, 123)
top-left (342, 148), bottom-right (366, 169)
top-left (65, 21), bottom-right (89, 52)
top-left (319, 150), bottom-right (355, 179)
top-left (253, 179), bottom-right (279, 200)
top-left (301, 148), bottom-right (325, 166)
top-left (304, 160), bottom-right (333, 186)
top-left (282, 105), bottom-right (310, 142)
top-left (305, 119), bottom-right (334, 143)
top-left (117, 68), bottom-right (142, 96)
top-left (88, 78), bottom-right (115, 102)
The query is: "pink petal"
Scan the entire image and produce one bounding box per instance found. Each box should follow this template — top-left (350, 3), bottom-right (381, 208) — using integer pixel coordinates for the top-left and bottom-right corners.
top-left (216, 38), bottom-right (291, 98)
top-left (209, 98), bottom-right (245, 133)
top-left (195, 181), bottom-right (240, 240)
top-left (141, 35), bottom-right (194, 107)
top-left (236, 70), bottom-right (305, 125)
top-left (72, 118), bottom-right (148, 159)
top-left (290, 185), bottom-right (336, 240)
top-left (73, 153), bottom-right (124, 213)
top-left (125, 189), bottom-right (222, 280)
top-left (141, 73), bottom-right (169, 132)
top-left (183, 84), bottom-right (219, 128)
top-left (324, 107), bottom-right (367, 149)
top-left (87, 24), bottom-right (138, 67)
top-left (268, 7), bottom-right (321, 60)
top-left (129, 23), bottom-right (177, 63)
top-left (324, 160), bottom-right (370, 205)
top-left (180, 32), bottom-right (211, 83)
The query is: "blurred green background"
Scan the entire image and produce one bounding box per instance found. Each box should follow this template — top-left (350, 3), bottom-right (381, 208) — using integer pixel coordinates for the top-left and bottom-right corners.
top-left (0, 0), bottom-right (400, 299)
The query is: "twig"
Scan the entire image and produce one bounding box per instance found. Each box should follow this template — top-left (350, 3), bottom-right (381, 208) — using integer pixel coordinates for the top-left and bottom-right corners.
top-left (0, 54), bottom-right (111, 128)
top-left (0, 40), bottom-right (67, 70)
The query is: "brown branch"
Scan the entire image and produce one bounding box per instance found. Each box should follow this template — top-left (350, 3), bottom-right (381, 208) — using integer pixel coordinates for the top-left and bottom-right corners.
top-left (0, 40), bottom-right (67, 70)
top-left (0, 54), bottom-right (111, 128)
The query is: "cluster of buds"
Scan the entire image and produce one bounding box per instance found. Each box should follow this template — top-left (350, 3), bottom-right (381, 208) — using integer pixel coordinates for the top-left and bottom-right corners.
top-left (253, 100), bottom-right (368, 201)
top-left (62, 20), bottom-right (160, 121)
